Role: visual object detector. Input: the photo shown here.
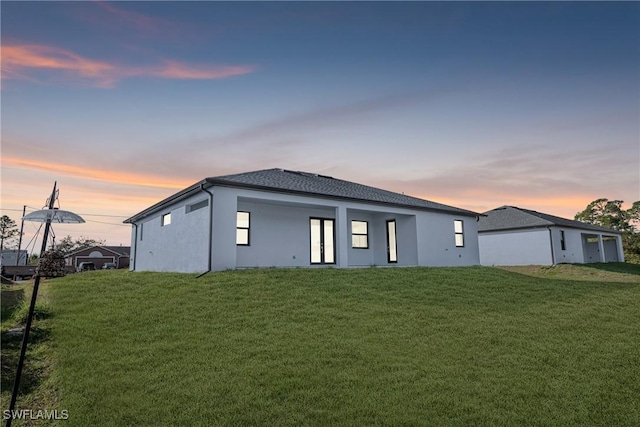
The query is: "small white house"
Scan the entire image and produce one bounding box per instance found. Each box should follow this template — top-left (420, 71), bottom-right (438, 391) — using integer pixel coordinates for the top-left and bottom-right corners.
top-left (478, 206), bottom-right (624, 266)
top-left (124, 168), bottom-right (481, 273)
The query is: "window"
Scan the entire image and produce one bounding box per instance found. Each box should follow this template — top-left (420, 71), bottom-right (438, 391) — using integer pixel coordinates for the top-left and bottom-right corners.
top-left (236, 211), bottom-right (250, 245)
top-left (139, 223), bottom-right (143, 241)
top-left (161, 213), bottom-right (171, 226)
top-left (310, 218), bottom-right (335, 264)
top-left (560, 230), bottom-right (566, 250)
top-left (186, 199), bottom-right (208, 213)
top-left (387, 220), bottom-right (397, 263)
top-left (351, 220), bottom-right (369, 249)
top-left (454, 220), bottom-right (464, 247)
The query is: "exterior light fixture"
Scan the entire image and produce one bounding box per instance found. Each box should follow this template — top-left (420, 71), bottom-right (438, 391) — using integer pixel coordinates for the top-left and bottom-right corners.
top-left (6, 182), bottom-right (84, 427)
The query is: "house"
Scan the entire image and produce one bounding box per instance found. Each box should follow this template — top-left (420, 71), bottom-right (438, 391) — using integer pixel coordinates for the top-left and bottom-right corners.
top-left (124, 168), bottom-right (481, 273)
top-left (0, 250), bottom-right (28, 267)
top-left (65, 245), bottom-right (131, 270)
top-left (478, 206), bottom-right (624, 266)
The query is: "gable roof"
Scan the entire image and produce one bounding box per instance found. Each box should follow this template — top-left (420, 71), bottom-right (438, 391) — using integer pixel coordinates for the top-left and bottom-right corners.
top-left (478, 206), bottom-right (622, 234)
top-left (125, 168), bottom-right (478, 223)
top-left (65, 245), bottom-right (130, 258)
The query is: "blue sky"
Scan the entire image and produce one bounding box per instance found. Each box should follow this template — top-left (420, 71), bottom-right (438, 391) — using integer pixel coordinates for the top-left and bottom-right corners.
top-left (1, 1), bottom-right (638, 246)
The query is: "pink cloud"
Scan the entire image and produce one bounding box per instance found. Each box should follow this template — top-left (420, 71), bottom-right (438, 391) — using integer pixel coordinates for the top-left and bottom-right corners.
top-left (140, 60), bottom-right (255, 80)
top-left (2, 44), bottom-right (116, 86)
top-left (94, 1), bottom-right (170, 34)
top-left (1, 43), bottom-right (255, 88)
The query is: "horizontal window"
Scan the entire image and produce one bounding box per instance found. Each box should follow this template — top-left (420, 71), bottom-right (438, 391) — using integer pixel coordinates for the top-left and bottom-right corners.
top-left (186, 199), bottom-right (208, 213)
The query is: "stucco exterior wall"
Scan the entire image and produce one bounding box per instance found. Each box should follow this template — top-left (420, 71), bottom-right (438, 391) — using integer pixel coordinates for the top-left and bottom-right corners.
top-left (479, 226), bottom-right (623, 266)
top-left (236, 199), bottom-right (335, 268)
top-left (131, 192), bottom-right (211, 273)
top-left (603, 239), bottom-right (621, 262)
top-left (347, 211), bottom-right (375, 266)
top-left (479, 228), bottom-right (552, 266)
top-left (233, 189), bottom-right (424, 268)
top-left (582, 238), bottom-right (601, 263)
top-left (416, 212), bottom-right (480, 266)
top-left (130, 185), bottom-right (480, 272)
top-left (550, 227), bottom-right (585, 264)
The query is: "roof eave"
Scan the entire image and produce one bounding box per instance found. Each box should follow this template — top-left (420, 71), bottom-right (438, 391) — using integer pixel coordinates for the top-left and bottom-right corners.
top-left (123, 179), bottom-right (209, 224)
top-left (478, 224), bottom-right (623, 234)
top-left (206, 178), bottom-right (480, 217)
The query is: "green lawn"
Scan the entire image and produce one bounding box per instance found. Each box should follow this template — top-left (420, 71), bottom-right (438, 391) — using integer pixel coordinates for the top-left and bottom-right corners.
top-left (2, 265), bottom-right (639, 426)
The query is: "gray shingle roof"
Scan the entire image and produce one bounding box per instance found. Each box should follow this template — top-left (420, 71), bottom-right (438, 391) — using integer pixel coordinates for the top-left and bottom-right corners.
top-left (478, 206), bottom-right (622, 234)
top-left (102, 246), bottom-right (130, 256)
top-left (65, 245), bottom-right (131, 257)
top-left (125, 168), bottom-right (478, 223)
top-left (206, 168), bottom-right (477, 215)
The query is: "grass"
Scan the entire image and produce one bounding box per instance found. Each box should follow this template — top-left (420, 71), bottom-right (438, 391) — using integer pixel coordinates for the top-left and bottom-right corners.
top-left (1, 282), bottom-right (58, 427)
top-left (499, 262), bottom-right (640, 282)
top-left (2, 265), bottom-right (639, 426)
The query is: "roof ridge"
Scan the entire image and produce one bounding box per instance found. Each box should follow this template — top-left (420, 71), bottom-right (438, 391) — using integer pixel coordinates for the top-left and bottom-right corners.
top-left (125, 168), bottom-right (479, 223)
top-left (479, 205), bottom-right (622, 234)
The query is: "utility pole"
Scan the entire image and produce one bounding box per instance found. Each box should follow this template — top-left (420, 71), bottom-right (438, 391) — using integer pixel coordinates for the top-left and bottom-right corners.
top-left (5, 184), bottom-right (84, 427)
top-left (6, 185), bottom-right (56, 427)
top-left (16, 205), bottom-right (26, 266)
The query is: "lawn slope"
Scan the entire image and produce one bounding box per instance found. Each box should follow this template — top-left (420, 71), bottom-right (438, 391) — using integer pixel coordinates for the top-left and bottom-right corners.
top-left (38, 266), bottom-right (640, 425)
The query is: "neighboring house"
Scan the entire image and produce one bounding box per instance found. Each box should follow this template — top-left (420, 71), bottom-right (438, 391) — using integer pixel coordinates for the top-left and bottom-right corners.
top-left (0, 250), bottom-right (28, 267)
top-left (124, 168), bottom-right (481, 273)
top-left (65, 245), bottom-right (131, 270)
top-left (478, 206), bottom-right (624, 266)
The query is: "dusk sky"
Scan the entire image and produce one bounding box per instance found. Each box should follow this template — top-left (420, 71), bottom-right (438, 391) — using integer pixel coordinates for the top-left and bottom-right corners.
top-left (2, 1), bottom-right (639, 249)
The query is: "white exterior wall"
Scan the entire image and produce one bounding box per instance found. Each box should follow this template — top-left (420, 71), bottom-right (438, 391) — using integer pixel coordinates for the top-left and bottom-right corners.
top-left (236, 199), bottom-right (335, 268)
top-left (233, 188), bottom-right (424, 268)
top-left (130, 185), bottom-right (480, 272)
top-left (550, 227), bottom-right (585, 264)
top-left (479, 229), bottom-right (552, 266)
top-left (603, 239), bottom-right (621, 262)
top-left (131, 192), bottom-right (211, 273)
top-left (347, 211), bottom-right (375, 266)
top-left (416, 212), bottom-right (480, 267)
top-left (479, 226), bottom-right (624, 266)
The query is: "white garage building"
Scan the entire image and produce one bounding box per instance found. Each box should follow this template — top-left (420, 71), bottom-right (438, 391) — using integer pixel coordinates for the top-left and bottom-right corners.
top-left (478, 206), bottom-right (624, 266)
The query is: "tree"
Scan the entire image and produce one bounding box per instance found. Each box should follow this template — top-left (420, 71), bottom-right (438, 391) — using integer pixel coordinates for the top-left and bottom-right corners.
top-left (54, 235), bottom-right (106, 256)
top-left (0, 215), bottom-right (20, 251)
top-left (574, 198), bottom-right (633, 232)
top-left (575, 198), bottom-right (640, 263)
top-left (628, 201), bottom-right (640, 230)
top-left (37, 249), bottom-right (66, 277)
